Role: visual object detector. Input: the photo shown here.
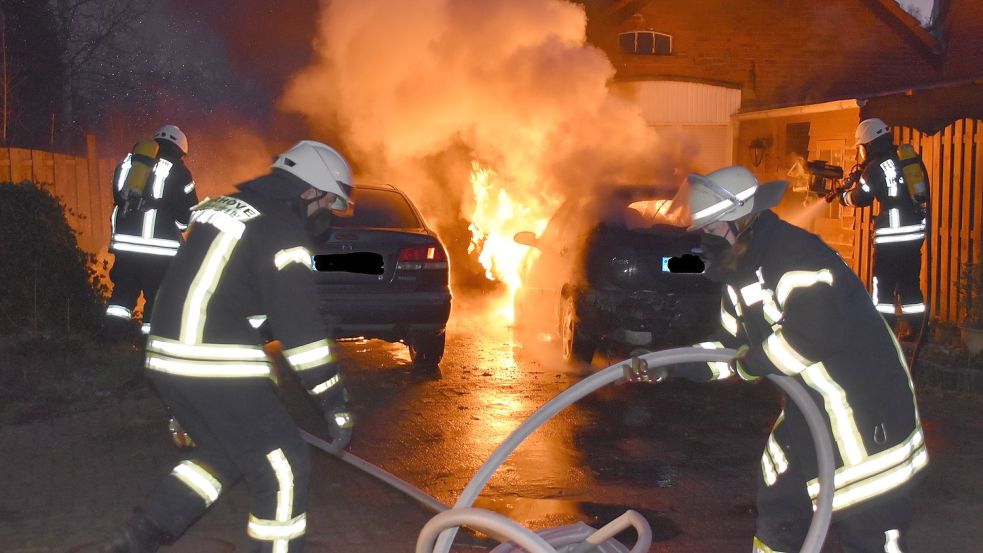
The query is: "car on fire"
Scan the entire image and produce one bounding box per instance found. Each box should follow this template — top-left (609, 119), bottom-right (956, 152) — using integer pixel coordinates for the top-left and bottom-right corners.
top-left (310, 183), bottom-right (451, 369)
top-left (512, 184), bottom-right (720, 364)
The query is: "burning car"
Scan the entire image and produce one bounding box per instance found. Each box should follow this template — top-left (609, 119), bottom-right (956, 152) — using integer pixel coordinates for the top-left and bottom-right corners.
top-left (311, 183), bottom-right (451, 369)
top-left (512, 184), bottom-right (720, 364)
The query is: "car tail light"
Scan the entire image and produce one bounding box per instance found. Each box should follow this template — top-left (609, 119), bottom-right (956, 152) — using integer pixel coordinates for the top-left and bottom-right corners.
top-left (396, 244), bottom-right (448, 270)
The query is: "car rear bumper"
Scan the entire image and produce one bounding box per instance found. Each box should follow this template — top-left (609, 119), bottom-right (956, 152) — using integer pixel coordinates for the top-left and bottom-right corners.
top-left (317, 289), bottom-right (452, 341)
top-left (578, 288), bottom-right (719, 347)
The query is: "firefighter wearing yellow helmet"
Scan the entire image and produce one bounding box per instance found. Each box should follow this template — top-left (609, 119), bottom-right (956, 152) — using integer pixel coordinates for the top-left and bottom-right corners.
top-left (628, 165), bottom-right (927, 552)
top-left (100, 140), bottom-right (355, 552)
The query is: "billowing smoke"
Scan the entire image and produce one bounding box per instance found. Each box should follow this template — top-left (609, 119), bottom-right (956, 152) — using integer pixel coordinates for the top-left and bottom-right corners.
top-left (182, 120), bottom-right (280, 201)
top-left (281, 0), bottom-right (691, 229)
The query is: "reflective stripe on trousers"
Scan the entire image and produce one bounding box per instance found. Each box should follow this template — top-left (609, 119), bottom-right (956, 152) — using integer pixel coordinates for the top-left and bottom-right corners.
top-left (247, 449), bottom-right (307, 553)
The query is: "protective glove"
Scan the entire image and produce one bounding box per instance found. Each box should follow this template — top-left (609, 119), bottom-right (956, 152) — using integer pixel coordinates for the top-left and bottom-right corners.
top-left (140, 196), bottom-right (162, 210)
top-left (317, 386), bottom-right (354, 453)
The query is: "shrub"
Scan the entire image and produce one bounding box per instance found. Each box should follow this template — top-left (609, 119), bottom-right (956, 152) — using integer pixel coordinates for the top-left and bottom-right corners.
top-left (957, 261), bottom-right (983, 328)
top-left (0, 181), bottom-right (107, 335)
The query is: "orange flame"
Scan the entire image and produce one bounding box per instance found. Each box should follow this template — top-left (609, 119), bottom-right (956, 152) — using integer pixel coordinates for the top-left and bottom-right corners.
top-left (467, 161), bottom-right (556, 323)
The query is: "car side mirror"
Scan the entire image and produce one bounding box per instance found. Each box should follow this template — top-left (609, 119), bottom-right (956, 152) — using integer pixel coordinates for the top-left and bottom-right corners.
top-left (513, 231), bottom-right (538, 248)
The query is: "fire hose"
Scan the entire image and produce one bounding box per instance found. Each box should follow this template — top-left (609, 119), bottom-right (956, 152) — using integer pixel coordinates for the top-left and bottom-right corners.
top-left (302, 347), bottom-right (836, 553)
top-left (908, 206), bottom-right (932, 372)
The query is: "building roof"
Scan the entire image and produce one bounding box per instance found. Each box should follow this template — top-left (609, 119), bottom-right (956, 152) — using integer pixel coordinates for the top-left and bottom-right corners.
top-left (584, 0), bottom-right (983, 128)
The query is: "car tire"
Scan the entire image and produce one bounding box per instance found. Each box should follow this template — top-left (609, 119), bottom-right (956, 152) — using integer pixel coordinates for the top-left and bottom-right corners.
top-left (409, 329), bottom-right (446, 369)
top-left (560, 296), bottom-right (595, 365)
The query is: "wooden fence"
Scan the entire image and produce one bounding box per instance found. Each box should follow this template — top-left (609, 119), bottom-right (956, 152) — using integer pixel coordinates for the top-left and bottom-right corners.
top-left (850, 119), bottom-right (983, 323)
top-left (0, 138), bottom-right (115, 254)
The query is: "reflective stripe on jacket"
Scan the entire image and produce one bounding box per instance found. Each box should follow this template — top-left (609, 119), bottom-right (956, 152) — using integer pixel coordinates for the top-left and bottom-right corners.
top-left (145, 172), bottom-right (340, 400)
top-left (844, 154), bottom-right (925, 246)
top-left (699, 210), bottom-right (926, 511)
top-left (110, 154), bottom-right (198, 256)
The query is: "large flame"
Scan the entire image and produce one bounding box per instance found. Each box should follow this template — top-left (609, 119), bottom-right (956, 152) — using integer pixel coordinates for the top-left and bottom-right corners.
top-left (467, 161), bottom-right (556, 323)
top-left (281, 0), bottom-right (694, 328)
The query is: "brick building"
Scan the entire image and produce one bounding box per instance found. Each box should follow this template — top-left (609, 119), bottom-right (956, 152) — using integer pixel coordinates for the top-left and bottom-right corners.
top-left (583, 0), bottom-right (983, 323)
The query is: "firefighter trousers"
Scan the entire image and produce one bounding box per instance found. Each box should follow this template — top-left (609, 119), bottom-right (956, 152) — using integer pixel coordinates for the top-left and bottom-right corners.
top-left (753, 451), bottom-right (912, 552)
top-left (144, 373), bottom-right (311, 553)
top-left (872, 240), bottom-right (925, 332)
top-left (105, 252), bottom-right (173, 324)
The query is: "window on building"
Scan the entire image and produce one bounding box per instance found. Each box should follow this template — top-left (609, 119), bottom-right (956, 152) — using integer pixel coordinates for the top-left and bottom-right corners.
top-left (785, 123), bottom-right (811, 159)
top-left (618, 31), bottom-right (672, 55)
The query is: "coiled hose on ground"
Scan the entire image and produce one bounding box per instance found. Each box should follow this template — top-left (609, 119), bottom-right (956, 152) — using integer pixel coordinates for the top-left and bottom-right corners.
top-left (304, 346), bottom-right (836, 553)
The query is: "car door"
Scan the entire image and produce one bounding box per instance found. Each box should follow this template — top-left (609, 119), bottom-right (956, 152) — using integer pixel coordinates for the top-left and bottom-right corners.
top-left (518, 197), bottom-right (593, 334)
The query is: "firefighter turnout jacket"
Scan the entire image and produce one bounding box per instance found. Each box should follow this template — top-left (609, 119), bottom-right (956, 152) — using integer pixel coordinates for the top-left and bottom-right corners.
top-left (840, 151), bottom-right (926, 247)
top-left (142, 171), bottom-right (342, 548)
top-left (146, 171), bottom-right (340, 401)
top-left (694, 210), bottom-right (927, 513)
top-left (110, 152), bottom-right (198, 257)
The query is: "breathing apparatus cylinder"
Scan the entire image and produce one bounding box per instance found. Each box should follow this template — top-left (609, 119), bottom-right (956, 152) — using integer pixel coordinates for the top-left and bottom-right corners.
top-left (122, 139), bottom-right (160, 213)
top-left (897, 144), bottom-right (929, 205)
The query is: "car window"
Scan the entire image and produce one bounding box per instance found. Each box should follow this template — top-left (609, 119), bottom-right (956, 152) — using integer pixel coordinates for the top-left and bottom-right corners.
top-left (625, 199), bottom-right (688, 228)
top-left (591, 189), bottom-right (689, 229)
top-left (539, 196), bottom-right (592, 247)
top-left (332, 188), bottom-right (421, 229)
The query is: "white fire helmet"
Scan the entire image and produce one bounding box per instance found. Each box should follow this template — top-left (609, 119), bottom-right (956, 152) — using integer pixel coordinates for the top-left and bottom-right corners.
top-left (686, 165), bottom-right (787, 231)
top-left (855, 118), bottom-right (891, 146)
top-left (272, 140), bottom-right (353, 211)
top-left (154, 124), bottom-right (189, 155)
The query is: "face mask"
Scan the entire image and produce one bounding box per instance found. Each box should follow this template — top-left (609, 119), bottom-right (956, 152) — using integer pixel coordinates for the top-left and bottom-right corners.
top-left (303, 192), bottom-right (338, 241)
top-left (700, 232), bottom-right (736, 282)
top-left (305, 208), bottom-right (333, 241)
top-left (700, 233), bottom-right (731, 259)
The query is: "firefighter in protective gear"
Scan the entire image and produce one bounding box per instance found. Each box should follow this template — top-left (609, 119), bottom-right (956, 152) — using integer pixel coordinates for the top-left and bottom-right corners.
top-left (838, 118), bottom-right (927, 338)
top-left (629, 165), bottom-right (927, 553)
top-left (99, 124), bottom-right (198, 341)
top-left (100, 140), bottom-right (356, 553)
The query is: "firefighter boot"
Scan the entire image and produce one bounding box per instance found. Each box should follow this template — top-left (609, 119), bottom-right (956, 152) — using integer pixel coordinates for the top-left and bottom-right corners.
top-left (100, 512), bottom-right (169, 553)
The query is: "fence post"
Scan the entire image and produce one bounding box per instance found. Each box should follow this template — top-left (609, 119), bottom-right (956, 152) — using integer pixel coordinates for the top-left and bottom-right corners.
top-left (86, 134), bottom-right (102, 252)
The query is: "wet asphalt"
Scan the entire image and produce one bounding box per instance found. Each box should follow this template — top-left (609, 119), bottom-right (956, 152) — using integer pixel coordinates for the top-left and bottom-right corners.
top-left (295, 301), bottom-right (983, 552)
top-left (4, 301), bottom-right (978, 552)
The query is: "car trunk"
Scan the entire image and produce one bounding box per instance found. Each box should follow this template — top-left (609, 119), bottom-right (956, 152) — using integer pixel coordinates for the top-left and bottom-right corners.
top-left (312, 227), bottom-right (445, 292)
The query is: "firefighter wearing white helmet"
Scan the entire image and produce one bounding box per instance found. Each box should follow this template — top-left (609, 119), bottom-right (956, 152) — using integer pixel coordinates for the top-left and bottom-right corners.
top-left (101, 140), bottom-right (354, 553)
top-left (98, 124), bottom-right (198, 343)
top-left (837, 118), bottom-right (927, 337)
top-left (154, 124), bottom-right (190, 155)
top-left (628, 165), bottom-right (927, 552)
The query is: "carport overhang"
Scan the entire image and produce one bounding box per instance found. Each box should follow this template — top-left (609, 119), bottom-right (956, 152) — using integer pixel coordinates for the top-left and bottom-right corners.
top-left (730, 76), bottom-right (983, 134)
top-left (731, 99), bottom-right (862, 123)
top-left (859, 78), bottom-right (983, 135)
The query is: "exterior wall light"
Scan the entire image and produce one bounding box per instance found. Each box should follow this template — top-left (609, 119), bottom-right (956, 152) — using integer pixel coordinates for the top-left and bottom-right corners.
top-left (749, 138), bottom-right (768, 167)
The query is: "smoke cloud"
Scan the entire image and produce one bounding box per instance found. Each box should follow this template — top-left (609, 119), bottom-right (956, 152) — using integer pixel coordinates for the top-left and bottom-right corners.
top-left (281, 0), bottom-right (690, 231)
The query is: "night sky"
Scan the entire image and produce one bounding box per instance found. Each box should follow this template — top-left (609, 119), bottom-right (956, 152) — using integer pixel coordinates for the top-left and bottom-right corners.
top-left (168, 0), bottom-right (319, 101)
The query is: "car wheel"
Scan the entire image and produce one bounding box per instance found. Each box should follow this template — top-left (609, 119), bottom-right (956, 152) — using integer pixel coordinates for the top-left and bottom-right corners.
top-left (409, 329), bottom-right (446, 369)
top-left (560, 296), bottom-right (595, 365)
